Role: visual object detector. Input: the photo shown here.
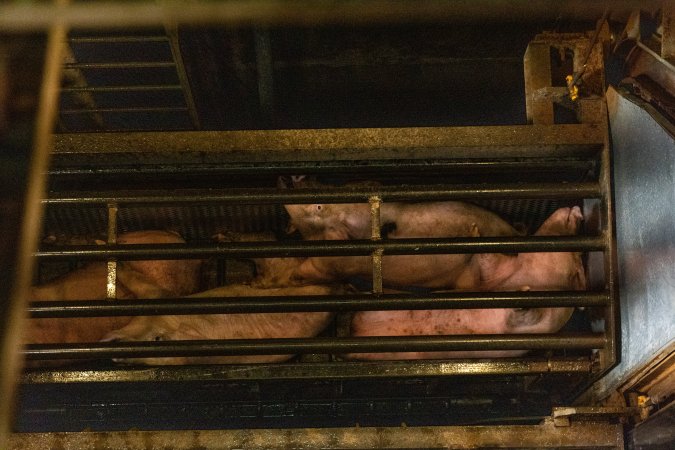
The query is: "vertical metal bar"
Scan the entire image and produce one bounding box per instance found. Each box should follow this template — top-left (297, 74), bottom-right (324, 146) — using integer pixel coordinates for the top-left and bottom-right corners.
top-left (523, 42), bottom-right (554, 124)
top-left (254, 27), bottom-right (275, 127)
top-left (0, 1), bottom-right (67, 446)
top-left (370, 196), bottom-right (383, 294)
top-left (106, 202), bottom-right (118, 299)
top-left (599, 101), bottom-right (618, 375)
top-left (165, 24), bottom-right (201, 130)
top-left (662, 2), bottom-right (675, 64)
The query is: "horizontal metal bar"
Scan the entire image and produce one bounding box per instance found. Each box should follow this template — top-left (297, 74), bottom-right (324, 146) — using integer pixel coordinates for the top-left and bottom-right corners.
top-left (34, 236), bottom-right (606, 261)
top-left (60, 106), bottom-right (188, 115)
top-left (0, 1), bottom-right (657, 31)
top-left (68, 36), bottom-right (170, 44)
top-left (52, 125), bottom-right (605, 162)
top-left (24, 333), bottom-right (606, 360)
top-left (21, 357), bottom-right (594, 383)
top-left (8, 420), bottom-right (625, 450)
top-left (42, 183), bottom-right (601, 206)
top-left (61, 85), bottom-right (182, 93)
top-left (47, 159), bottom-right (597, 177)
top-left (28, 291), bottom-right (610, 318)
top-left (63, 61), bottom-right (175, 70)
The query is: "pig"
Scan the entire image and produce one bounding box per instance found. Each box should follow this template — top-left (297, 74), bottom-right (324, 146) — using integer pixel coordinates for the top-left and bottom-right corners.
top-left (281, 176), bottom-right (519, 290)
top-left (211, 230), bottom-right (307, 289)
top-left (348, 206), bottom-right (586, 360)
top-left (26, 230), bottom-right (202, 346)
top-left (103, 284), bottom-right (339, 365)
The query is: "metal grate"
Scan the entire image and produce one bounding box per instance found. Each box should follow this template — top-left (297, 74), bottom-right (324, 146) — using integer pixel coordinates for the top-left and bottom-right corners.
top-left (59, 31), bottom-right (200, 132)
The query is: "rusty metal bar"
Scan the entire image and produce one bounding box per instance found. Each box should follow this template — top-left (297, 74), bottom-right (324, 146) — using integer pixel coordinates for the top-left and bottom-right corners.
top-left (0, 0), bottom-right (659, 30)
top-left (34, 236), bottom-right (606, 261)
top-left (23, 333), bottom-right (606, 360)
top-left (52, 125), bottom-right (605, 159)
top-left (165, 24), bottom-right (201, 130)
top-left (8, 419), bottom-right (625, 449)
top-left (369, 196), bottom-right (383, 294)
top-left (27, 291), bottom-right (610, 318)
top-left (21, 357), bottom-right (595, 383)
top-left (105, 203), bottom-right (117, 300)
top-left (41, 182), bottom-right (602, 206)
top-left (0, 2), bottom-right (68, 447)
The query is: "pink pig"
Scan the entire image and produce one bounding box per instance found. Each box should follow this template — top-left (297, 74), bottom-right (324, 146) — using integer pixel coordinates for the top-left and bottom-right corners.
top-left (282, 177), bottom-right (519, 290)
top-left (348, 206), bottom-right (586, 360)
top-left (26, 230), bottom-right (202, 347)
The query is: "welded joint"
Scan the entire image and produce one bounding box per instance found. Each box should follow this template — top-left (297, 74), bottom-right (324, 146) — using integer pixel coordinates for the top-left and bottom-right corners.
top-left (106, 202), bottom-right (118, 299)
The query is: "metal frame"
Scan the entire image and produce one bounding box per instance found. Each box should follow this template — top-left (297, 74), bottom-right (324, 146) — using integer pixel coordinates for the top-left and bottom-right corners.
top-left (0, 2), bottom-right (629, 447)
top-left (7, 419), bottom-right (626, 450)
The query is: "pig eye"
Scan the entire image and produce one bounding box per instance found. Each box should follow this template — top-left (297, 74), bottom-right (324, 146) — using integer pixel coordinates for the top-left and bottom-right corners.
top-left (153, 335), bottom-right (164, 341)
top-left (316, 205), bottom-right (322, 211)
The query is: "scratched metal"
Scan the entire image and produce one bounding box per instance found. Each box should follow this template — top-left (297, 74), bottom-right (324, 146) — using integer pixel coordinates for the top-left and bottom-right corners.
top-left (595, 87), bottom-right (675, 399)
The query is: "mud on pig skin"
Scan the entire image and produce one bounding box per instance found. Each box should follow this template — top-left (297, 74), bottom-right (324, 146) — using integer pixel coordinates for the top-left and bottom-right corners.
top-left (348, 207), bottom-right (586, 360)
top-left (281, 177), bottom-right (519, 290)
top-left (26, 230), bottom-right (202, 347)
top-left (103, 284), bottom-right (339, 365)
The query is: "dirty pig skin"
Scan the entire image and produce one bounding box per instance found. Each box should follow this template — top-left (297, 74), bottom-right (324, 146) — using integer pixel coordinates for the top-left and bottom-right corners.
top-left (281, 176), bottom-right (519, 290)
top-left (27, 230), bottom-right (202, 348)
top-left (348, 206), bottom-right (586, 360)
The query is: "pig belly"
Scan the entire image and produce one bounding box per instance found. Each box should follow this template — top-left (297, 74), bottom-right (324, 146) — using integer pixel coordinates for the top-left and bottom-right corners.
top-left (346, 309), bottom-right (529, 360)
top-left (105, 284), bottom-right (337, 365)
top-left (292, 254), bottom-right (481, 290)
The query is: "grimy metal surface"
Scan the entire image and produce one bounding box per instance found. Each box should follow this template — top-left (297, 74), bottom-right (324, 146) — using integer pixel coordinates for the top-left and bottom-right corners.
top-left (52, 124), bottom-right (604, 162)
top-left (8, 420), bottom-right (625, 450)
top-left (22, 357), bottom-right (594, 383)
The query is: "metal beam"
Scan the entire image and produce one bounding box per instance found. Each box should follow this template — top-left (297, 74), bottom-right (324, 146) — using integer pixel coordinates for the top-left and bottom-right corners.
top-left (21, 357), bottom-right (595, 383)
top-left (51, 125), bottom-right (605, 163)
top-left (0, 0), bottom-right (660, 31)
top-left (8, 420), bottom-right (624, 449)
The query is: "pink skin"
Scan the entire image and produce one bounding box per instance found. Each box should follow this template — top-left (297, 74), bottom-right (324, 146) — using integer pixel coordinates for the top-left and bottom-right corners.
top-left (26, 230), bottom-right (202, 347)
top-left (211, 230), bottom-right (308, 289)
top-left (348, 206), bottom-right (586, 360)
top-left (282, 177), bottom-right (519, 290)
top-left (103, 284), bottom-right (338, 365)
